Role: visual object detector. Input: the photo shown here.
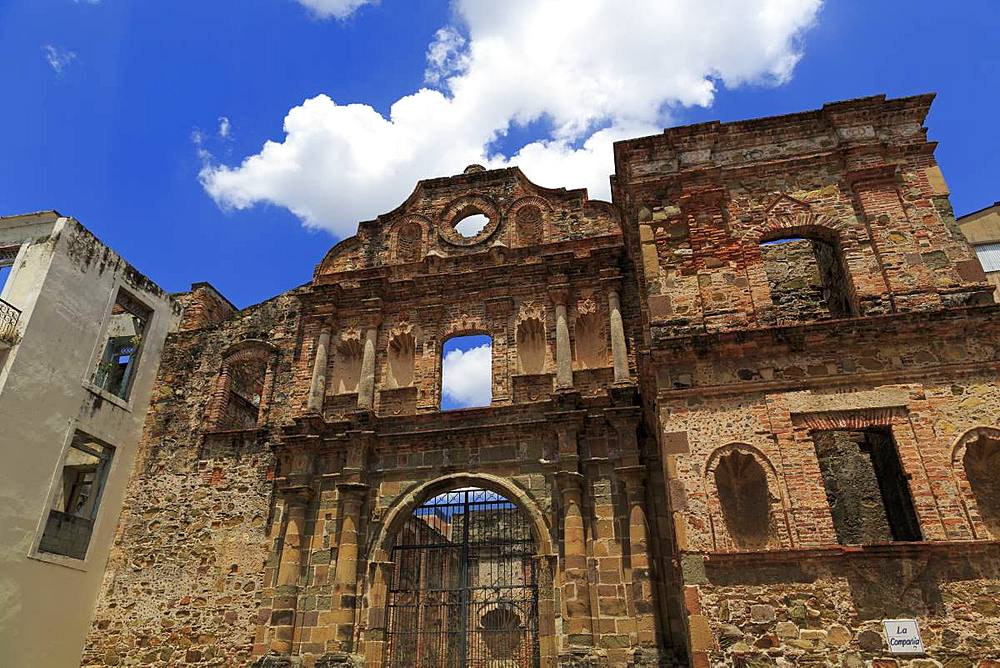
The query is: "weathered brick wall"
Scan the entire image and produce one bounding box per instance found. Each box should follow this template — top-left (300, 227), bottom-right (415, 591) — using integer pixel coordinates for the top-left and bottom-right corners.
top-left (614, 94), bottom-right (1000, 667)
top-left (617, 95), bottom-right (993, 340)
top-left (82, 290), bottom-right (307, 667)
top-left (176, 282), bottom-right (239, 331)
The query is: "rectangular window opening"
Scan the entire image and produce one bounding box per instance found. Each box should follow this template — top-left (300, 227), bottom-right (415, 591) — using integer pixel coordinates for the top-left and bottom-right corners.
top-left (92, 289), bottom-right (151, 400)
top-left (813, 427), bottom-right (921, 545)
top-left (38, 431), bottom-right (115, 560)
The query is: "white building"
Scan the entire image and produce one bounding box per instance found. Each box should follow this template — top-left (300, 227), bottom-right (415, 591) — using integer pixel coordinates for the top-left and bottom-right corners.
top-left (0, 211), bottom-right (181, 667)
top-left (958, 201), bottom-right (1000, 302)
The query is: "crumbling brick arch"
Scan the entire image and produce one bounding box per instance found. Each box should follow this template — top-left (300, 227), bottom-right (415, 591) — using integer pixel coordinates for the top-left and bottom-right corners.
top-left (391, 216), bottom-right (429, 264)
top-left (704, 443), bottom-right (789, 551)
top-left (951, 425), bottom-right (1000, 539)
top-left (204, 339), bottom-right (277, 432)
top-left (360, 473), bottom-right (556, 665)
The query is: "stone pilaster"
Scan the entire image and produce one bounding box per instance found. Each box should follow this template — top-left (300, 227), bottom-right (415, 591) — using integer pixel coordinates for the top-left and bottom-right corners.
top-left (556, 471), bottom-right (594, 650)
top-left (356, 326), bottom-right (378, 411)
top-left (329, 483), bottom-right (367, 653)
top-left (551, 289), bottom-right (573, 390)
top-left (308, 325), bottom-right (332, 413)
top-left (607, 289), bottom-right (629, 385)
top-left (269, 485), bottom-right (313, 655)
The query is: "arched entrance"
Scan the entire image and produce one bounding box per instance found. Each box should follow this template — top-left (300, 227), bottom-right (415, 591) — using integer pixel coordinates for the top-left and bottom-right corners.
top-left (384, 487), bottom-right (540, 667)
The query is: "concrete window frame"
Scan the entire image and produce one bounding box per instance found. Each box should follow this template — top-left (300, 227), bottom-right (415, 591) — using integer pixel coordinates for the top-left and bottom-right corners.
top-left (82, 283), bottom-right (155, 411)
top-left (27, 425), bottom-right (120, 571)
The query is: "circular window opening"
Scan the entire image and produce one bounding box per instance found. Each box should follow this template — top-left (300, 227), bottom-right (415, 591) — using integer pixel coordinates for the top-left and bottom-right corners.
top-left (454, 212), bottom-right (490, 238)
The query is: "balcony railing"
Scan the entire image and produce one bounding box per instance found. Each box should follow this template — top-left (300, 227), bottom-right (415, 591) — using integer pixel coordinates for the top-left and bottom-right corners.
top-left (0, 298), bottom-right (21, 347)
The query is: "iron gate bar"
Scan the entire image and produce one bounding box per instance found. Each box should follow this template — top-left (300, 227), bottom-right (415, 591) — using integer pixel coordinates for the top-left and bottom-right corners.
top-left (385, 487), bottom-right (540, 668)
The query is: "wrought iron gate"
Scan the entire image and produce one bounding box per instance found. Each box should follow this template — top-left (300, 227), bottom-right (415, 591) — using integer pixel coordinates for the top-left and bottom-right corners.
top-left (385, 487), bottom-right (540, 667)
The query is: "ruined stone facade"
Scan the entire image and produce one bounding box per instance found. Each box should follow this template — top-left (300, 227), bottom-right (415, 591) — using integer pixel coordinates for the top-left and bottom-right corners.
top-left (83, 95), bottom-right (1000, 667)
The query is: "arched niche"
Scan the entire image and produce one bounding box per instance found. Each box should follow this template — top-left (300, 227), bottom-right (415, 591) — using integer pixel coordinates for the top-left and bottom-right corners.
top-left (393, 220), bottom-right (425, 264)
top-left (705, 443), bottom-right (788, 551)
top-left (515, 204), bottom-right (543, 247)
top-left (952, 426), bottom-right (1000, 539)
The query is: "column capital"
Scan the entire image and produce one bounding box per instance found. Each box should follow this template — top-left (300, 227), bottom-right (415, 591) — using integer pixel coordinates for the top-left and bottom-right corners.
top-left (277, 483), bottom-right (314, 507)
top-left (845, 163), bottom-right (899, 188)
top-left (555, 471), bottom-right (585, 498)
top-left (548, 287), bottom-right (570, 306)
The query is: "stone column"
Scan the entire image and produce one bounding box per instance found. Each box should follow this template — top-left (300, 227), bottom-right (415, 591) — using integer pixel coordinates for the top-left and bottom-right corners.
top-left (330, 484), bottom-right (366, 652)
top-left (608, 289), bottom-right (629, 384)
top-left (270, 488), bottom-right (312, 654)
top-left (356, 326), bottom-right (378, 410)
top-left (552, 292), bottom-right (573, 390)
top-left (557, 472), bottom-right (593, 649)
top-left (307, 325), bottom-right (332, 413)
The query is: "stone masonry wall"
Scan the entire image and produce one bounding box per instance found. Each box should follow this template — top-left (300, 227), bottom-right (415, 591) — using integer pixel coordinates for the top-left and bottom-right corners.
top-left (82, 290), bottom-right (307, 667)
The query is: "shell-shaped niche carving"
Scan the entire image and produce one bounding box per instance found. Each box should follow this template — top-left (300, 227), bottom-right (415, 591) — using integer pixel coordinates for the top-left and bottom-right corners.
top-left (573, 311), bottom-right (607, 369)
top-left (386, 329), bottom-right (416, 388)
top-left (331, 338), bottom-right (363, 394)
top-left (516, 317), bottom-right (546, 375)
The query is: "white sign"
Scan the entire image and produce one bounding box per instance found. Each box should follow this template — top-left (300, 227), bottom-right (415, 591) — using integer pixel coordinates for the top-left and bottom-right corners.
top-left (883, 619), bottom-right (925, 655)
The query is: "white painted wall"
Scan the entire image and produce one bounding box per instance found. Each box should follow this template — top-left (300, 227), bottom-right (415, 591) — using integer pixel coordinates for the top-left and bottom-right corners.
top-left (0, 212), bottom-right (182, 667)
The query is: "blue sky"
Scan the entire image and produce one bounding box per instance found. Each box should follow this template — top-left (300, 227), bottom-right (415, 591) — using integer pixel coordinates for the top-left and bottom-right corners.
top-left (2, 1), bottom-right (999, 407)
top-left (2, 0), bottom-right (998, 309)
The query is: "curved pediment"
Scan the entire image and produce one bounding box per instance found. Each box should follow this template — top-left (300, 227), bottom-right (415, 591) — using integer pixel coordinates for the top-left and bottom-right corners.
top-left (315, 166), bottom-right (621, 278)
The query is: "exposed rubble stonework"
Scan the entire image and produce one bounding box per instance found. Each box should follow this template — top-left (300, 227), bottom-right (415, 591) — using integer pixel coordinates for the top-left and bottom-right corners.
top-left (83, 94), bottom-right (1000, 667)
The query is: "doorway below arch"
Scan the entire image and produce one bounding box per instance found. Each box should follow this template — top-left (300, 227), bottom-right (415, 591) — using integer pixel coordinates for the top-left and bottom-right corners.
top-left (383, 487), bottom-right (540, 667)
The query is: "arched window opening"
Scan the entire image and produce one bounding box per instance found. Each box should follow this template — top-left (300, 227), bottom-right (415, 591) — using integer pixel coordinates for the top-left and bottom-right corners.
top-left (396, 222), bottom-right (423, 264)
top-left (386, 331), bottom-right (416, 389)
top-left (384, 487), bottom-right (539, 667)
top-left (964, 433), bottom-right (1000, 538)
top-left (515, 205), bottom-right (543, 247)
top-left (331, 338), bottom-right (363, 394)
top-left (714, 451), bottom-right (771, 550)
top-left (219, 357), bottom-right (267, 430)
top-left (516, 318), bottom-right (545, 375)
top-left (760, 235), bottom-right (853, 322)
top-left (574, 312), bottom-right (607, 369)
top-left (441, 334), bottom-right (492, 410)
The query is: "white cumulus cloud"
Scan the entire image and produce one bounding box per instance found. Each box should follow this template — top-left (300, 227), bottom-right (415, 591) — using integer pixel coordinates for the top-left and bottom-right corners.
top-left (441, 343), bottom-right (492, 409)
top-left (218, 116), bottom-right (231, 139)
top-left (295, 0), bottom-right (375, 19)
top-left (202, 0), bottom-right (822, 236)
top-left (42, 45), bottom-right (77, 74)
